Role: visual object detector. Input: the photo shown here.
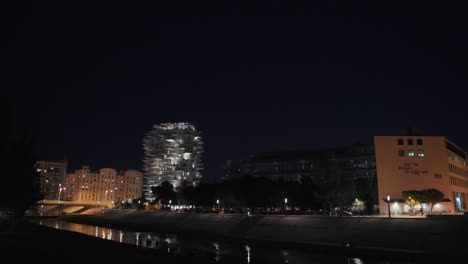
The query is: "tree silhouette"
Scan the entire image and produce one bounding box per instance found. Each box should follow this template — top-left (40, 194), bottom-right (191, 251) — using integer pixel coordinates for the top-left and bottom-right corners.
top-left (402, 189), bottom-right (445, 214)
top-left (422, 189), bottom-right (445, 214)
top-left (150, 181), bottom-right (176, 205)
top-left (0, 102), bottom-right (41, 225)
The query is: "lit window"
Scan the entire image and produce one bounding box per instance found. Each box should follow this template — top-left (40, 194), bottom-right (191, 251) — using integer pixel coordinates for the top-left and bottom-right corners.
top-left (418, 150), bottom-right (424, 157)
top-left (397, 138), bottom-right (404, 145)
top-left (417, 139), bottom-right (423, 145)
top-left (398, 150), bottom-right (405, 157)
top-left (407, 139), bottom-right (414, 145)
top-left (408, 150), bottom-right (415, 157)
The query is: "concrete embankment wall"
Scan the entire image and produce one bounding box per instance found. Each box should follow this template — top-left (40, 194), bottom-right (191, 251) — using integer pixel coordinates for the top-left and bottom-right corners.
top-left (64, 210), bottom-right (468, 258)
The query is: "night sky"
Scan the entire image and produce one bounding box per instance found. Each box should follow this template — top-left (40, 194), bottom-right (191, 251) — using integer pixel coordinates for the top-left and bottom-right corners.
top-left (5, 2), bottom-right (468, 182)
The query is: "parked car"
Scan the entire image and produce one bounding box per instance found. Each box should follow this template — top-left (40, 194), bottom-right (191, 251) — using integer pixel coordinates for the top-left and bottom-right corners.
top-left (336, 209), bottom-right (353, 216)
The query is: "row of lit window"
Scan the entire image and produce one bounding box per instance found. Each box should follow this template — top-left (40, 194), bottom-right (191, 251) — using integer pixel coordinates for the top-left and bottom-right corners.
top-left (450, 176), bottom-right (468, 188)
top-left (449, 163), bottom-right (468, 178)
top-left (397, 138), bottom-right (423, 146)
top-left (398, 150), bottom-right (424, 157)
top-left (79, 195), bottom-right (112, 201)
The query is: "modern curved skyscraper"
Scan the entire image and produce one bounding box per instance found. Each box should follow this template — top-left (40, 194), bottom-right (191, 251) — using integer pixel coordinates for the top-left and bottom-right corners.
top-left (143, 122), bottom-right (203, 200)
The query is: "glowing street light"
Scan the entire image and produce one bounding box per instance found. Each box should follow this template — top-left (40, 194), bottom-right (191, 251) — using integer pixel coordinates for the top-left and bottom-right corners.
top-left (284, 198), bottom-right (288, 215)
top-left (387, 195), bottom-right (391, 219)
top-left (58, 184), bottom-right (66, 203)
top-left (58, 184), bottom-right (62, 202)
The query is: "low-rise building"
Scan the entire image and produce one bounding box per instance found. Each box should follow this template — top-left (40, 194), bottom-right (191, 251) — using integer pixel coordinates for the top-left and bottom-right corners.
top-left (375, 136), bottom-right (468, 215)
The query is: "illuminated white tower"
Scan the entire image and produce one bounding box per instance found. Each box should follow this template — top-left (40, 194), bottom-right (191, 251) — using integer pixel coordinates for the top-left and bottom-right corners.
top-left (143, 122), bottom-right (203, 200)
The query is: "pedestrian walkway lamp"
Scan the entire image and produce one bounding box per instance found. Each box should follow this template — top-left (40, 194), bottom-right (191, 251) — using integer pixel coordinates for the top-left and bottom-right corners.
top-left (284, 198), bottom-right (288, 215)
top-left (387, 195), bottom-right (391, 218)
top-left (58, 184), bottom-right (62, 202)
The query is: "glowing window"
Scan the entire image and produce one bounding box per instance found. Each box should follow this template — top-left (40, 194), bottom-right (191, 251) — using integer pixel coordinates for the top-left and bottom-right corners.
top-left (408, 150), bottom-right (415, 157)
top-left (418, 150), bottom-right (424, 157)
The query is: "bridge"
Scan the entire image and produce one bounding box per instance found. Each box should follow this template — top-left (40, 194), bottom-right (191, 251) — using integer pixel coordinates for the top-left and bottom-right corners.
top-left (32, 200), bottom-right (109, 216)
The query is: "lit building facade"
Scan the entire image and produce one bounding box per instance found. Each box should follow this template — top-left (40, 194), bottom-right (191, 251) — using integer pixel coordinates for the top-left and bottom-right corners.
top-left (117, 170), bottom-right (143, 203)
top-left (64, 166), bottom-right (142, 206)
top-left (375, 136), bottom-right (468, 215)
top-left (62, 173), bottom-right (76, 201)
top-left (143, 122), bottom-right (204, 200)
top-left (36, 160), bottom-right (67, 200)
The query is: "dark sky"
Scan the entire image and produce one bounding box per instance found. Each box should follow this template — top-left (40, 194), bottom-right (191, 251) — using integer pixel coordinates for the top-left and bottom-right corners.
top-left (5, 2), bottom-right (468, 182)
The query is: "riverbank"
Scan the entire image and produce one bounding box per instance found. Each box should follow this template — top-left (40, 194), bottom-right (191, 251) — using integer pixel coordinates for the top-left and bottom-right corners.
top-left (0, 220), bottom-right (209, 263)
top-left (62, 209), bottom-right (468, 261)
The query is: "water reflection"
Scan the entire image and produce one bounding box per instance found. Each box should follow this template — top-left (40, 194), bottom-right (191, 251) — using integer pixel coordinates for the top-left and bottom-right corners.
top-left (146, 234), bottom-right (160, 249)
top-left (212, 242), bottom-right (221, 262)
top-left (245, 245), bottom-right (251, 263)
top-left (33, 219), bottom-right (411, 264)
top-left (352, 258), bottom-right (364, 264)
top-left (281, 250), bottom-right (289, 263)
top-left (136, 232), bottom-right (140, 246)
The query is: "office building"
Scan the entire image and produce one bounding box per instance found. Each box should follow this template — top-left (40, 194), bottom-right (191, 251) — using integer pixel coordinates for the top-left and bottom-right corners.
top-left (236, 144), bottom-right (376, 183)
top-left (375, 136), bottom-right (468, 215)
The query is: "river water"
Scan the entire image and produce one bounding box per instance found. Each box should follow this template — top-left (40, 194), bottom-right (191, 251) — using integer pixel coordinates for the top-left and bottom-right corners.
top-left (33, 218), bottom-right (415, 264)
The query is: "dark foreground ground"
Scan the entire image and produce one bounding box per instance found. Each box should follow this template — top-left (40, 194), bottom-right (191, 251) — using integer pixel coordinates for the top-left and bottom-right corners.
top-left (0, 220), bottom-right (210, 264)
top-left (63, 210), bottom-right (468, 260)
top-left (2, 215), bottom-right (467, 264)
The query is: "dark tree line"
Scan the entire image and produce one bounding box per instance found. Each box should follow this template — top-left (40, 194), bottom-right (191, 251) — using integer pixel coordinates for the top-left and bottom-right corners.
top-left (150, 173), bottom-right (378, 214)
top-left (1, 101), bottom-right (41, 224)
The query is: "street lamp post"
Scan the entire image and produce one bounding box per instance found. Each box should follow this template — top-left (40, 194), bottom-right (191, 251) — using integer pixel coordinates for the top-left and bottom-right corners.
top-left (62, 188), bottom-right (66, 201)
top-left (58, 185), bottom-right (66, 203)
top-left (58, 184), bottom-right (62, 202)
top-left (284, 198), bottom-right (288, 215)
top-left (216, 199), bottom-right (220, 211)
top-left (105, 190), bottom-right (109, 207)
top-left (387, 195), bottom-right (391, 219)
top-left (110, 190), bottom-right (114, 208)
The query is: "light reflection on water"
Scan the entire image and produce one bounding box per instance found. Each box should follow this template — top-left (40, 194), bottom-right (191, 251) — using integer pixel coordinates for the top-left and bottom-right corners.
top-left (212, 242), bottom-right (221, 262)
top-left (246, 244), bottom-right (251, 263)
top-left (33, 219), bottom-right (414, 264)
